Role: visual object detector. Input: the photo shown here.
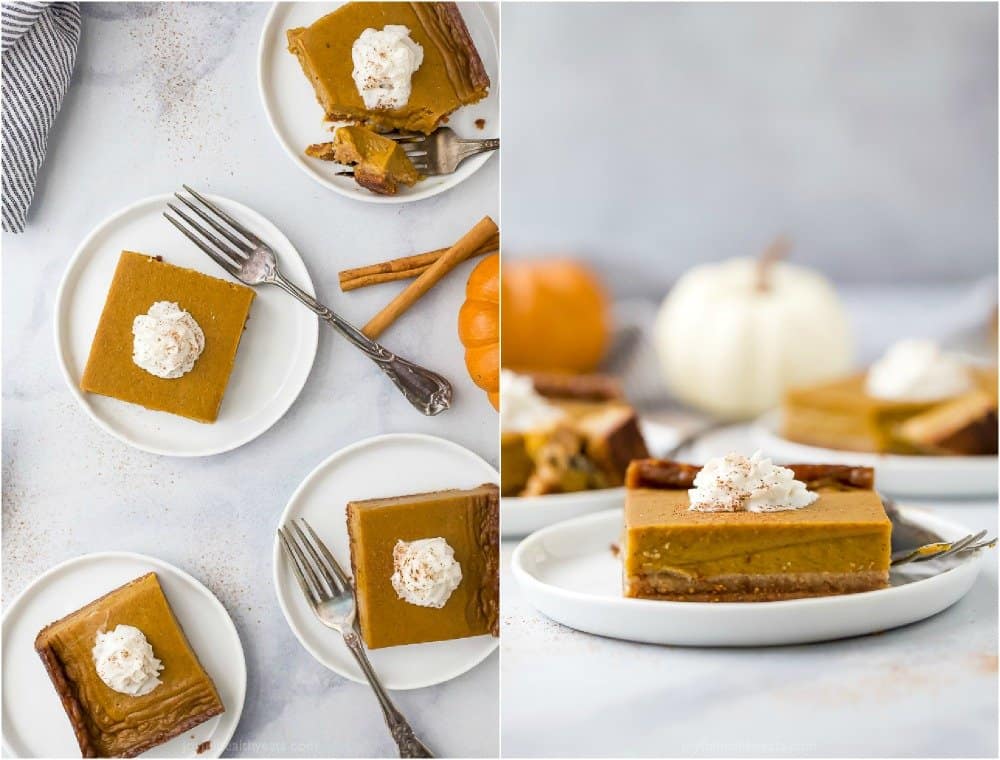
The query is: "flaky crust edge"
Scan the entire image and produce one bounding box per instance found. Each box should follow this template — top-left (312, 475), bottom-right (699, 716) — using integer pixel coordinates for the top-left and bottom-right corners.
top-left (413, 2), bottom-right (491, 96)
top-left (479, 483), bottom-right (500, 637)
top-left (33, 572), bottom-right (224, 758)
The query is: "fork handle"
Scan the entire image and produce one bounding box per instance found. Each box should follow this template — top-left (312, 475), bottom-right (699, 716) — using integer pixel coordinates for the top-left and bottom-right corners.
top-left (272, 273), bottom-right (452, 416)
top-left (343, 631), bottom-right (434, 758)
top-left (456, 137), bottom-right (499, 161)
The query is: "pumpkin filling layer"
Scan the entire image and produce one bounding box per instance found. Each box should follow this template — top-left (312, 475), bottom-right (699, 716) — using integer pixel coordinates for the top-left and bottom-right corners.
top-left (623, 460), bottom-right (892, 602)
top-left (307, 126), bottom-right (421, 195)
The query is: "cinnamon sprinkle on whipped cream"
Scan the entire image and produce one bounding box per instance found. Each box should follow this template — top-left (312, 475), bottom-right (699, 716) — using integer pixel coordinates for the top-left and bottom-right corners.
top-left (92, 625), bottom-right (164, 697)
top-left (390, 537), bottom-right (462, 608)
top-left (351, 26), bottom-right (424, 110)
top-left (132, 301), bottom-right (205, 379)
top-left (688, 451), bottom-right (818, 513)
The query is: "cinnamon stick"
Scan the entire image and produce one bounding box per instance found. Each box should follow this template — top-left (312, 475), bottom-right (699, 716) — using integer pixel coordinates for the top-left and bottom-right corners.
top-left (341, 264), bottom-right (433, 291)
top-left (362, 216), bottom-right (499, 339)
top-left (339, 233), bottom-right (499, 291)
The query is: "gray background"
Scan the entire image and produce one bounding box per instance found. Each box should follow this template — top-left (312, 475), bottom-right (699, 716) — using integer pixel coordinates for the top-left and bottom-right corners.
top-left (501, 2), bottom-right (998, 297)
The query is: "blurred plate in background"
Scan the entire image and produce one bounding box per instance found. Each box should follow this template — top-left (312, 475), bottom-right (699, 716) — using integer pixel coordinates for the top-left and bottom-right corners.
top-left (754, 411), bottom-right (997, 499)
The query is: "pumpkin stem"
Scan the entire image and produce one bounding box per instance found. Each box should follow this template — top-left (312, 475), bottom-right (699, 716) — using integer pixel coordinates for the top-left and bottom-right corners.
top-left (756, 236), bottom-right (792, 292)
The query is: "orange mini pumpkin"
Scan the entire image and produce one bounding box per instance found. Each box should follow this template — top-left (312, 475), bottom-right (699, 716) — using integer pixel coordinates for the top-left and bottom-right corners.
top-left (458, 253), bottom-right (500, 409)
top-left (501, 259), bottom-right (611, 373)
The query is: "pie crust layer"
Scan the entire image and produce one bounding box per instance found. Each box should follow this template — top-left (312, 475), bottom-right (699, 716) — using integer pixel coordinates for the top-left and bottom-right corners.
top-left (623, 460), bottom-right (892, 602)
top-left (80, 251), bottom-right (255, 424)
top-left (346, 484), bottom-right (499, 649)
top-left (34, 573), bottom-right (224, 758)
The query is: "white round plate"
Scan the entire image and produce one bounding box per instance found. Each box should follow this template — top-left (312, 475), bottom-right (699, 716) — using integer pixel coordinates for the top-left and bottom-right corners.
top-left (258, 2), bottom-right (499, 204)
top-left (502, 488), bottom-right (625, 540)
top-left (1, 552), bottom-right (246, 758)
top-left (55, 194), bottom-right (319, 457)
top-left (501, 419), bottom-right (677, 538)
top-left (754, 411), bottom-right (998, 498)
top-left (273, 433), bottom-right (499, 690)
top-left (512, 505), bottom-right (987, 647)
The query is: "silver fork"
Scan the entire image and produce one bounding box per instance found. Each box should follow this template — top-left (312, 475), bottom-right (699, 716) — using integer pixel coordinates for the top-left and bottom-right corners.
top-left (164, 186), bottom-right (451, 416)
top-left (278, 518), bottom-right (433, 758)
top-left (891, 530), bottom-right (997, 566)
top-left (386, 128), bottom-right (499, 175)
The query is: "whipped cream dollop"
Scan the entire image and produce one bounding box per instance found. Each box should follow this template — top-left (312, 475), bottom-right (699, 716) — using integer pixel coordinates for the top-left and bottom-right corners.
top-left (865, 339), bottom-right (973, 402)
top-left (499, 370), bottom-right (566, 433)
top-left (391, 537), bottom-right (463, 608)
top-left (92, 625), bottom-right (164, 696)
top-left (132, 301), bottom-right (205, 379)
top-left (352, 26), bottom-right (424, 110)
top-left (688, 451), bottom-right (818, 513)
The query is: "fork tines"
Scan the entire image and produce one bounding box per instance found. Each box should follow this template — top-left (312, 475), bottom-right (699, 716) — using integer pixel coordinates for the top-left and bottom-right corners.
top-left (382, 131), bottom-right (426, 144)
top-left (912, 530), bottom-right (992, 562)
top-left (381, 132), bottom-right (429, 171)
top-left (278, 518), bottom-right (353, 604)
top-left (163, 185), bottom-right (259, 279)
top-left (891, 529), bottom-right (997, 566)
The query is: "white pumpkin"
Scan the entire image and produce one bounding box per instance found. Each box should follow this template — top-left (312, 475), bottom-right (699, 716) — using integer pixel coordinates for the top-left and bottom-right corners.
top-left (654, 257), bottom-right (854, 420)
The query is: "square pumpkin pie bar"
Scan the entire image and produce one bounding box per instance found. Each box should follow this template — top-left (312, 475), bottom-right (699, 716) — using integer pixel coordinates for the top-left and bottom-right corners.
top-left (783, 340), bottom-right (997, 456)
top-left (306, 126), bottom-right (422, 195)
top-left (347, 484), bottom-right (499, 649)
top-left (623, 454), bottom-right (891, 602)
top-left (500, 371), bottom-right (650, 496)
top-left (35, 573), bottom-right (223, 758)
top-left (287, 2), bottom-right (490, 135)
top-left (80, 251), bottom-right (254, 423)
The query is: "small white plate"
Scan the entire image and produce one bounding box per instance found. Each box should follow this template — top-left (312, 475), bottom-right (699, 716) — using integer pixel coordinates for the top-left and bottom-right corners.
top-left (754, 411), bottom-right (998, 498)
top-left (501, 419), bottom-right (677, 538)
top-left (512, 505), bottom-right (987, 647)
top-left (55, 193), bottom-right (319, 457)
top-left (258, 2), bottom-right (499, 204)
top-left (1, 552), bottom-right (246, 758)
top-left (273, 433), bottom-right (499, 690)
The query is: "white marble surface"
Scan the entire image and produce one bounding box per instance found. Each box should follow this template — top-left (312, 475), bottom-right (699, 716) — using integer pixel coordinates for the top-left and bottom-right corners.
top-left (501, 424), bottom-right (998, 757)
top-left (2, 3), bottom-right (498, 757)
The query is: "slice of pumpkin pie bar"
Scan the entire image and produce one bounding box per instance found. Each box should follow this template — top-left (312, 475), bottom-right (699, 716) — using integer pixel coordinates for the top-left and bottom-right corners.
top-left (622, 453), bottom-right (891, 602)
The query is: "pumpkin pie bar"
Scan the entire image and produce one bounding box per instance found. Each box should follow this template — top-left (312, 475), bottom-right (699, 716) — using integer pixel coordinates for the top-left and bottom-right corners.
top-left (623, 458), bottom-right (892, 602)
top-left (80, 251), bottom-right (255, 424)
top-left (307, 126), bottom-right (421, 195)
top-left (500, 371), bottom-right (650, 496)
top-left (287, 2), bottom-right (490, 135)
top-left (783, 360), bottom-right (997, 456)
top-left (35, 573), bottom-right (224, 758)
top-left (346, 484), bottom-right (499, 649)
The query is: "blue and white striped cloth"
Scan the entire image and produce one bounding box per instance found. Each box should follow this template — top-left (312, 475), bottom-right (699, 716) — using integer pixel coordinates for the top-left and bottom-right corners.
top-left (2, 1), bottom-right (80, 233)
